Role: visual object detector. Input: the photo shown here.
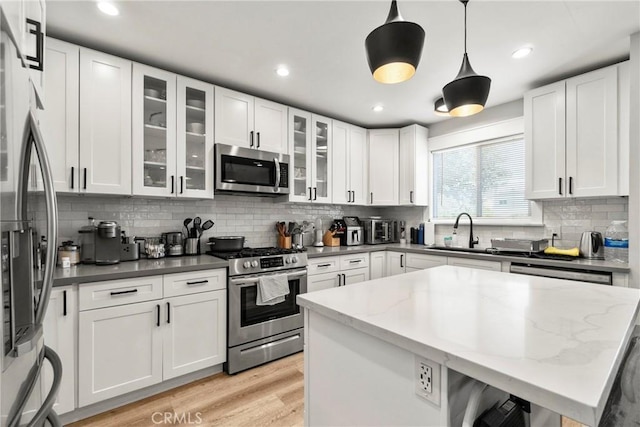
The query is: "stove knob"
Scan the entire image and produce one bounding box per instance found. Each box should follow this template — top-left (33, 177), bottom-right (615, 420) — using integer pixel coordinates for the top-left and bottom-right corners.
top-left (285, 257), bottom-right (291, 264)
top-left (251, 260), bottom-right (259, 268)
top-left (243, 261), bottom-right (251, 269)
top-left (291, 256), bottom-right (298, 263)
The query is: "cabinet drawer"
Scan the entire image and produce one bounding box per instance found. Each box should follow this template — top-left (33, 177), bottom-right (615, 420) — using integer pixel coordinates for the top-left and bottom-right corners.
top-left (447, 257), bottom-right (502, 272)
top-left (340, 253), bottom-right (369, 271)
top-left (163, 269), bottom-right (226, 298)
top-left (406, 253), bottom-right (446, 270)
top-left (308, 256), bottom-right (340, 275)
top-left (79, 276), bottom-right (163, 311)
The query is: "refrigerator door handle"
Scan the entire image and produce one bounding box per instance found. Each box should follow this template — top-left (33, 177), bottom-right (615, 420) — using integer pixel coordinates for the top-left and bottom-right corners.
top-left (21, 111), bottom-right (58, 326)
top-left (28, 346), bottom-right (63, 427)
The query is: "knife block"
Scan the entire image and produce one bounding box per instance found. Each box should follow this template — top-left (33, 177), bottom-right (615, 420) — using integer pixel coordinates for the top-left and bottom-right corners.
top-left (323, 231), bottom-right (340, 247)
top-left (277, 235), bottom-right (291, 249)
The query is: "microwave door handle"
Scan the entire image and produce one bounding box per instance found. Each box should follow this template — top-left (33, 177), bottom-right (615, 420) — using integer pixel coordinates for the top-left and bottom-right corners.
top-left (229, 270), bottom-right (306, 286)
top-left (274, 158), bottom-right (281, 191)
top-left (19, 112), bottom-right (58, 326)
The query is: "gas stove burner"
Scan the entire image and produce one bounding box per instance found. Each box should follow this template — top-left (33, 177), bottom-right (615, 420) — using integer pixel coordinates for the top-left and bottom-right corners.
top-left (207, 246), bottom-right (307, 260)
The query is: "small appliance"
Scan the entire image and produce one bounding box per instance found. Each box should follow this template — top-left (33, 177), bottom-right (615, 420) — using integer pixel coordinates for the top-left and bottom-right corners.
top-left (362, 218), bottom-right (400, 244)
top-left (579, 231), bottom-right (605, 259)
top-left (96, 221), bottom-right (121, 265)
top-left (215, 143), bottom-right (289, 196)
top-left (338, 217), bottom-right (363, 246)
top-left (162, 231), bottom-right (184, 256)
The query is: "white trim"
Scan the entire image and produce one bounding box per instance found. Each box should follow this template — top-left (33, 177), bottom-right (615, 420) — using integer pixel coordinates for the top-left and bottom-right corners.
top-left (428, 117), bottom-right (524, 152)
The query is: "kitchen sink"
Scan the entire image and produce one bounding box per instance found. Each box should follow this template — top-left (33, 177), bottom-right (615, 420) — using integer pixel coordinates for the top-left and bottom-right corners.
top-left (425, 245), bottom-right (493, 254)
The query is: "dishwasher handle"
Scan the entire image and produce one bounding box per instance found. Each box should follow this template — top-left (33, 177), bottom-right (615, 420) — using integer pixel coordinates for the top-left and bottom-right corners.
top-left (509, 263), bottom-right (612, 285)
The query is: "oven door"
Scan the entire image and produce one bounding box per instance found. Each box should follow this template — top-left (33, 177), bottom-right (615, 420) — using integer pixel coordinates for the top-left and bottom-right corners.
top-left (228, 268), bottom-right (306, 347)
top-left (215, 144), bottom-right (289, 194)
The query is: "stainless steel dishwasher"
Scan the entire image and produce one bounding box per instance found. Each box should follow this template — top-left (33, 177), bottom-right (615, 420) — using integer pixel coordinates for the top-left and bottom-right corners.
top-left (509, 263), bottom-right (612, 285)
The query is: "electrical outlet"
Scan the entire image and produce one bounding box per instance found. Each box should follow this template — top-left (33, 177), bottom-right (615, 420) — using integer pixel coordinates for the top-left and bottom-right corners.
top-left (547, 226), bottom-right (562, 240)
top-left (414, 356), bottom-right (440, 406)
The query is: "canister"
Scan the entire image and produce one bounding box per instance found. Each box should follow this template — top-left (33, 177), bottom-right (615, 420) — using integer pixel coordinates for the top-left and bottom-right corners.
top-left (57, 242), bottom-right (81, 266)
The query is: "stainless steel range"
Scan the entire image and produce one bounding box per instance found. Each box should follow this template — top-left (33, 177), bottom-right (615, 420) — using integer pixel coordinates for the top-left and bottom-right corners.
top-left (208, 247), bottom-right (307, 374)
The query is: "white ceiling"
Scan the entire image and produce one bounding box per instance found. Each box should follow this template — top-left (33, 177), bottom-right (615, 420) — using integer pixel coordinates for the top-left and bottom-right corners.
top-left (46, 0), bottom-right (640, 128)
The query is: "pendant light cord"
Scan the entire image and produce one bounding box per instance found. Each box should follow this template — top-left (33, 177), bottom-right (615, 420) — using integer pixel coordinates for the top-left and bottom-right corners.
top-left (463, 0), bottom-right (468, 54)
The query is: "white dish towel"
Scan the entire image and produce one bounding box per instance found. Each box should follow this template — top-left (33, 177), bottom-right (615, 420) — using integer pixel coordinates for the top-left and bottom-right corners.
top-left (257, 274), bottom-right (290, 306)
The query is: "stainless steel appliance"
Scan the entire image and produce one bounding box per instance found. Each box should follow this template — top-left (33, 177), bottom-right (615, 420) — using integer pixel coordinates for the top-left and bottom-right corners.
top-left (509, 263), bottom-right (612, 285)
top-left (340, 217), bottom-right (362, 246)
top-left (162, 231), bottom-right (184, 256)
top-left (1, 10), bottom-right (63, 425)
top-left (579, 231), bottom-right (605, 259)
top-left (215, 143), bottom-right (289, 196)
top-left (79, 220), bottom-right (121, 264)
top-left (362, 218), bottom-right (400, 244)
top-left (207, 247), bottom-right (307, 374)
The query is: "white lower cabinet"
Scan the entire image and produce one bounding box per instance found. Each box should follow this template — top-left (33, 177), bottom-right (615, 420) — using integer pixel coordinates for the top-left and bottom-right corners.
top-left (446, 257), bottom-right (502, 271)
top-left (78, 269), bottom-right (226, 407)
top-left (307, 253), bottom-right (370, 292)
top-left (42, 286), bottom-right (77, 415)
top-left (343, 268), bottom-right (369, 285)
top-left (370, 251), bottom-right (386, 279)
top-left (386, 252), bottom-right (448, 277)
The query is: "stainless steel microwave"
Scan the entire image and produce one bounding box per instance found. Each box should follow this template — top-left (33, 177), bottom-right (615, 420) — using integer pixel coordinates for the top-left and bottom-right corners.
top-left (215, 144), bottom-right (290, 196)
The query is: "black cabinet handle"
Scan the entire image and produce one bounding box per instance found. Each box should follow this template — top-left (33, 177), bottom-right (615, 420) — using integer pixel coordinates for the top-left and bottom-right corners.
top-left (308, 187), bottom-right (312, 201)
top-left (70, 167), bottom-right (74, 189)
top-left (63, 290), bottom-right (67, 317)
top-left (370, 192), bottom-right (373, 204)
top-left (347, 190), bottom-right (351, 203)
top-left (257, 132), bottom-right (260, 148)
top-left (410, 190), bottom-right (414, 204)
top-left (250, 131), bottom-right (254, 147)
top-left (400, 254), bottom-right (404, 268)
top-left (110, 289), bottom-right (138, 296)
top-left (352, 190), bottom-right (355, 203)
top-left (569, 176), bottom-right (573, 195)
top-left (166, 302), bottom-right (171, 324)
top-left (337, 274), bottom-right (342, 287)
top-left (313, 187), bottom-right (317, 201)
top-left (317, 263), bottom-right (332, 268)
top-left (180, 176), bottom-right (184, 194)
top-left (558, 177), bottom-right (562, 195)
top-left (26, 19), bottom-right (44, 71)
top-left (186, 280), bottom-right (208, 286)
top-left (171, 175), bottom-right (175, 194)
top-left (156, 304), bottom-right (160, 327)
top-left (83, 168), bottom-right (87, 190)
top-left (342, 274), bottom-right (346, 286)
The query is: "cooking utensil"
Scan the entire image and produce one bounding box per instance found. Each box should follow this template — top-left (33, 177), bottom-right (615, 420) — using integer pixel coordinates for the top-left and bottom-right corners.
top-left (207, 236), bottom-right (245, 252)
top-left (192, 217), bottom-right (201, 238)
top-left (183, 218), bottom-right (192, 238)
top-left (196, 220), bottom-right (215, 255)
top-left (201, 220), bottom-right (214, 232)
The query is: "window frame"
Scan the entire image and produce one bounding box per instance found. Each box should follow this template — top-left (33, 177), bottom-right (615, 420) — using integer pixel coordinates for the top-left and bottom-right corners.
top-left (428, 117), bottom-right (543, 226)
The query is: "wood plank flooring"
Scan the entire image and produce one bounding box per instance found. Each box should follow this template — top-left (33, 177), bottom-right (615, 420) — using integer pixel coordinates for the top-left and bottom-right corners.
top-left (69, 353), bottom-right (304, 427)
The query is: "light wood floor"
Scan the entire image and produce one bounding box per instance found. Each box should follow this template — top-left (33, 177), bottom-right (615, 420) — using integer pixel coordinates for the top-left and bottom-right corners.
top-left (69, 353), bottom-right (304, 427)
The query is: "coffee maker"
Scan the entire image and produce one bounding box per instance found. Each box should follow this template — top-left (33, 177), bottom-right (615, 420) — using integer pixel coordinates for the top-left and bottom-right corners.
top-left (79, 219), bottom-right (121, 265)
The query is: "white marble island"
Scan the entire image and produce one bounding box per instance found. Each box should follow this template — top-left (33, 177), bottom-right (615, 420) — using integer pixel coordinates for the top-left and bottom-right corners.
top-left (297, 266), bottom-right (640, 426)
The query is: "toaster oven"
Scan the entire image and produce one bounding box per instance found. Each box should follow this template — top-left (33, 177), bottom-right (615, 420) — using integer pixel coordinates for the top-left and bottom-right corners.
top-left (362, 219), bottom-right (400, 245)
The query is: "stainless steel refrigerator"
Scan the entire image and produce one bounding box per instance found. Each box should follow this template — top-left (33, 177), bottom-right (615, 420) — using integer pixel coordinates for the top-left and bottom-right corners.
top-left (0, 7), bottom-right (62, 427)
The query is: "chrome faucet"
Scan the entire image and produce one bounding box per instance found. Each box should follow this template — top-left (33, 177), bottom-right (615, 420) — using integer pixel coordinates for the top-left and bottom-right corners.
top-left (453, 212), bottom-right (479, 248)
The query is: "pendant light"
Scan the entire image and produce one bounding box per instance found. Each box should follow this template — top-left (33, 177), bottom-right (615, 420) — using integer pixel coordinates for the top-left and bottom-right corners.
top-left (434, 97), bottom-right (449, 116)
top-left (442, 0), bottom-right (491, 117)
top-left (365, 1), bottom-right (425, 84)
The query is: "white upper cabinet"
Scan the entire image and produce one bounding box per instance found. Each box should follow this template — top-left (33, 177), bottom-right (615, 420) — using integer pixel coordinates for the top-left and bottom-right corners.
top-left (332, 120), bottom-right (367, 205)
top-left (525, 62), bottom-right (629, 199)
top-left (79, 48), bottom-right (132, 195)
top-left (214, 87), bottom-right (287, 153)
top-left (289, 109), bottom-right (332, 203)
top-left (41, 38), bottom-right (79, 193)
top-left (399, 124), bottom-right (428, 206)
top-left (368, 129), bottom-right (399, 205)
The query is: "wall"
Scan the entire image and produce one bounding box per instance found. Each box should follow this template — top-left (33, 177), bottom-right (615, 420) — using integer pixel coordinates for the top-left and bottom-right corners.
top-left (629, 31), bottom-right (640, 289)
top-left (428, 99), bottom-right (523, 138)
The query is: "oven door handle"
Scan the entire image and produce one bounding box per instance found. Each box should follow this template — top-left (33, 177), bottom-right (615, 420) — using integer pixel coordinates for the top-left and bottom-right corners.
top-left (229, 270), bottom-right (307, 286)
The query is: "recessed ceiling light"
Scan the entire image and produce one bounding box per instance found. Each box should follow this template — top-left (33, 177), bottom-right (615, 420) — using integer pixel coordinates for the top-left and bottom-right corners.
top-left (276, 66), bottom-right (290, 77)
top-left (372, 105), bottom-right (384, 112)
top-left (97, 1), bottom-right (119, 16)
top-left (191, 154), bottom-right (198, 158)
top-left (512, 46), bottom-right (533, 59)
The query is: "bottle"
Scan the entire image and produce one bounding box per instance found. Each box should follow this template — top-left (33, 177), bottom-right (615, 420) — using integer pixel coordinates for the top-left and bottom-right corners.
top-left (604, 220), bottom-right (628, 263)
top-left (417, 224), bottom-right (424, 245)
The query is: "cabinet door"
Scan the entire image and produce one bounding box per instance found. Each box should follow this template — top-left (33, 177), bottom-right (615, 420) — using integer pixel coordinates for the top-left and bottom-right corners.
top-left (385, 252), bottom-right (406, 277)
top-left (368, 129), bottom-right (399, 205)
top-left (349, 125), bottom-right (368, 205)
top-left (311, 115), bottom-right (332, 203)
top-left (289, 109), bottom-right (313, 202)
top-left (405, 253), bottom-right (446, 270)
top-left (343, 267), bottom-right (369, 285)
top-left (307, 271), bottom-right (340, 293)
top-left (399, 125), bottom-right (428, 206)
top-left (254, 98), bottom-right (288, 153)
top-left (78, 301), bottom-right (163, 406)
top-left (331, 120), bottom-right (350, 204)
top-left (370, 251), bottom-right (387, 279)
top-left (163, 290), bottom-right (226, 380)
top-left (214, 87), bottom-right (254, 148)
top-left (42, 287), bottom-right (76, 415)
top-left (79, 48), bottom-right (132, 195)
top-left (41, 38), bottom-right (79, 193)
top-left (446, 257), bottom-right (501, 272)
top-left (524, 81), bottom-right (566, 199)
top-left (566, 66), bottom-right (618, 197)
top-left (132, 63), bottom-right (177, 197)
top-left (177, 76), bottom-right (214, 199)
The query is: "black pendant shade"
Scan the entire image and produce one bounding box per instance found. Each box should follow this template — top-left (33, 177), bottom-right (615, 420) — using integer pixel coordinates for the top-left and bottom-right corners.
top-left (442, 0), bottom-right (491, 117)
top-left (365, 1), bottom-right (425, 84)
top-left (434, 97), bottom-right (449, 116)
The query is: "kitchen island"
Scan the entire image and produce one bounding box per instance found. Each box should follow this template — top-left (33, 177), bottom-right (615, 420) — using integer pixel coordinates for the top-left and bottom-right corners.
top-left (297, 266), bottom-right (640, 426)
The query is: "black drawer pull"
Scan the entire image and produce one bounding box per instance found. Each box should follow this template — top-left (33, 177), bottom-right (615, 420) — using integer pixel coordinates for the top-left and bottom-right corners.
top-left (83, 168), bottom-right (87, 190)
top-left (349, 259), bottom-right (362, 263)
top-left (110, 289), bottom-right (138, 296)
top-left (70, 167), bottom-right (74, 190)
top-left (180, 176), bottom-right (184, 194)
top-left (569, 176), bottom-right (573, 195)
top-left (26, 19), bottom-right (44, 71)
top-left (156, 304), bottom-right (160, 327)
top-left (186, 280), bottom-right (208, 286)
top-left (558, 177), bottom-right (562, 195)
top-left (63, 290), bottom-right (67, 317)
top-left (317, 263), bottom-right (332, 268)
top-left (166, 302), bottom-right (171, 324)
top-left (400, 254), bottom-right (404, 268)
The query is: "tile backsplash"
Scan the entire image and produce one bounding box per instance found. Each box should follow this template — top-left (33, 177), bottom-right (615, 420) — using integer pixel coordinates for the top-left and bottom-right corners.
top-left (30, 194), bottom-right (628, 250)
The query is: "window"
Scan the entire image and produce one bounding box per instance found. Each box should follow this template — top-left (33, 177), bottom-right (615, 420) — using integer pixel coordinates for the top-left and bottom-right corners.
top-left (432, 135), bottom-right (533, 220)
